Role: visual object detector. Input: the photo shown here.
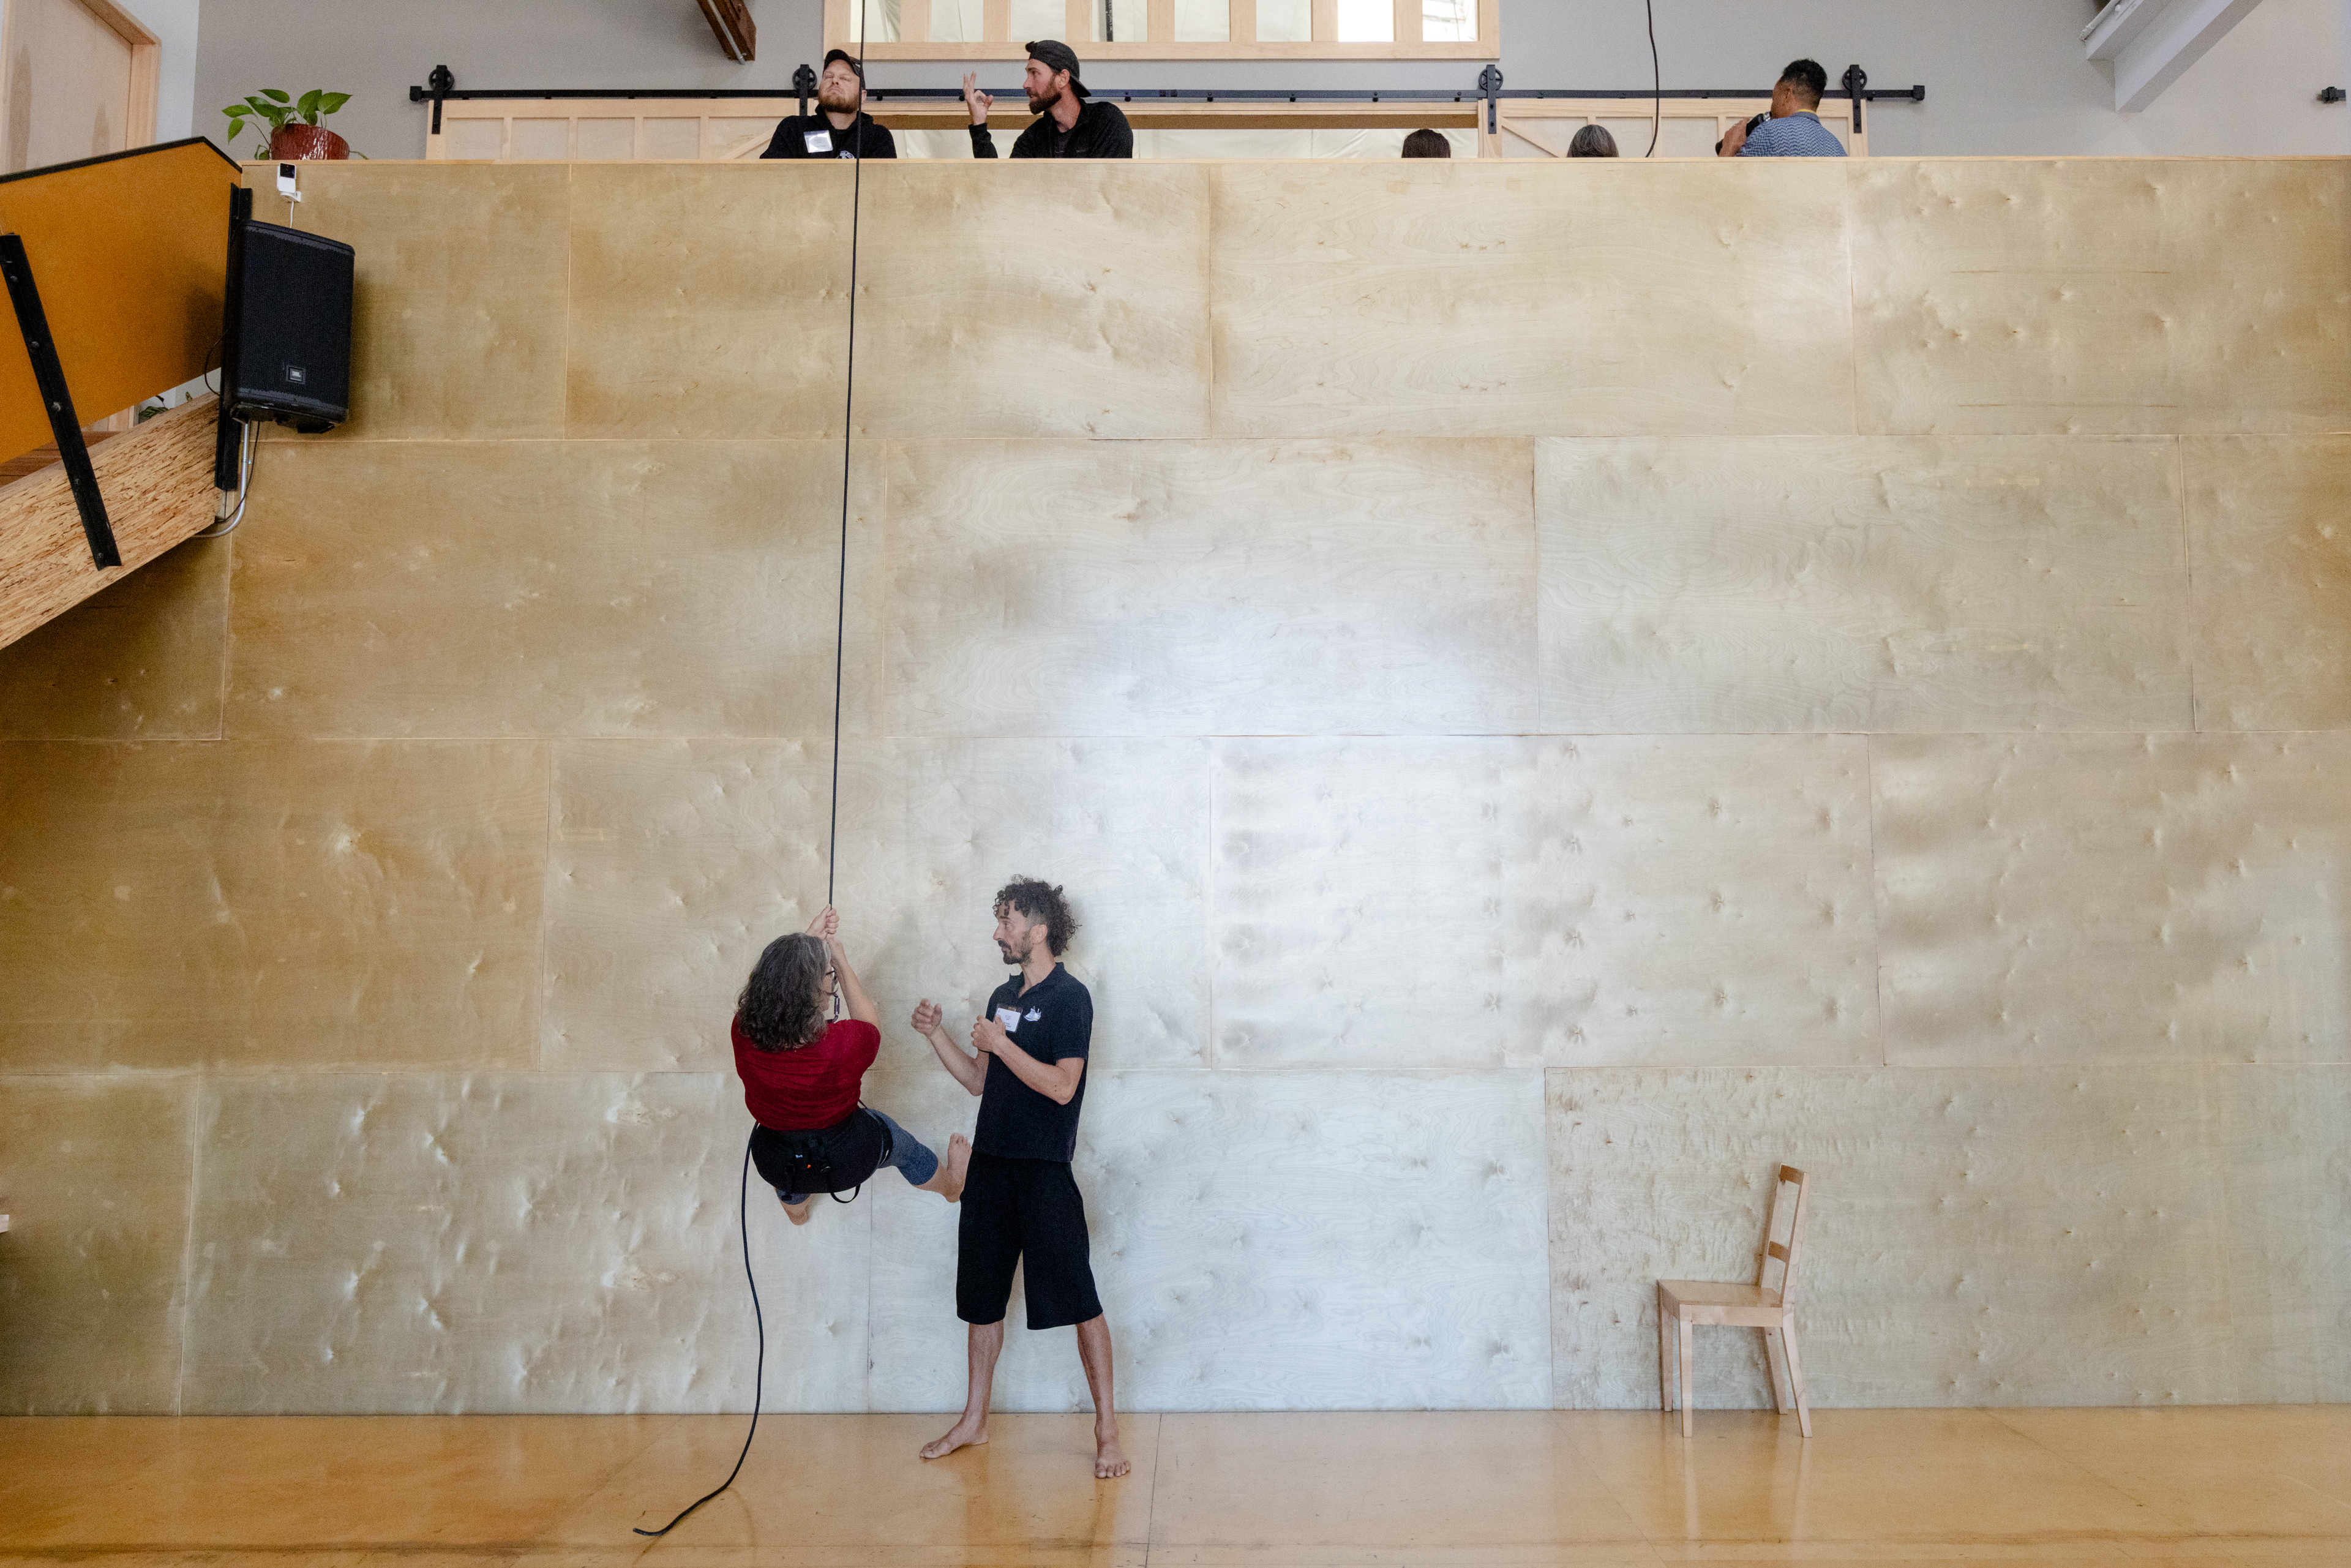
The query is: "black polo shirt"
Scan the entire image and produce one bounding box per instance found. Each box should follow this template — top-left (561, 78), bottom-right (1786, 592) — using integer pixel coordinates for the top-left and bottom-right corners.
top-left (973, 964), bottom-right (1092, 1161)
top-left (761, 113), bottom-right (896, 160)
top-left (969, 99), bottom-right (1133, 159)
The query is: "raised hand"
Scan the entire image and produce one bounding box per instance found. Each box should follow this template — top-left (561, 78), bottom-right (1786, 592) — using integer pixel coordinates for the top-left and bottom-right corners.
top-left (962, 70), bottom-right (992, 124)
top-left (806, 904), bottom-right (839, 942)
top-left (912, 999), bottom-right (944, 1036)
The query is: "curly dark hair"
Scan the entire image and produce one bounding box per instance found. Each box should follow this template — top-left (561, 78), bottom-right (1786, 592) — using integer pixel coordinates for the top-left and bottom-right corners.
top-left (994, 876), bottom-right (1078, 957)
top-left (737, 931), bottom-right (828, 1050)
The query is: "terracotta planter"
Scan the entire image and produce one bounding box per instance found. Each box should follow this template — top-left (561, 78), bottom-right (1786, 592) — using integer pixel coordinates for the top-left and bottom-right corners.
top-left (269, 124), bottom-right (349, 160)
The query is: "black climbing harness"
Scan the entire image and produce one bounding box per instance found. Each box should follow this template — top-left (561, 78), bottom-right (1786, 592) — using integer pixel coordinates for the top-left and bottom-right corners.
top-left (754, 1107), bottom-right (895, 1206)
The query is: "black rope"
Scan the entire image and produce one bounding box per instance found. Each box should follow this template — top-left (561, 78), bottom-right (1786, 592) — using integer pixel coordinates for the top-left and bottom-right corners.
top-left (633, 1134), bottom-right (765, 1535)
top-left (1644, 0), bottom-right (1661, 158)
top-left (635, 2), bottom-right (871, 1536)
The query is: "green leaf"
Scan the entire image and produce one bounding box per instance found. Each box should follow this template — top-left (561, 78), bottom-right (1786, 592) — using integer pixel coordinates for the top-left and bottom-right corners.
top-left (315, 92), bottom-right (350, 116)
top-left (297, 89), bottom-right (321, 117)
top-left (261, 88), bottom-right (291, 103)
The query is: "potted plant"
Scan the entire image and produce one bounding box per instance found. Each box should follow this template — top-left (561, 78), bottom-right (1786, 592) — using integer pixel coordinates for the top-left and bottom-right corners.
top-left (222, 90), bottom-right (354, 160)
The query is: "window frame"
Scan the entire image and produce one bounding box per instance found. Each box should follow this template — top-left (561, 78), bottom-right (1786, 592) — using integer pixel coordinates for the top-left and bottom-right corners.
top-left (824, 0), bottom-right (1499, 61)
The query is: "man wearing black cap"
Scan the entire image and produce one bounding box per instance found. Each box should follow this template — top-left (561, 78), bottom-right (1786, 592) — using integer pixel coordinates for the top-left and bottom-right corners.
top-left (762, 48), bottom-right (896, 160)
top-left (962, 40), bottom-right (1133, 159)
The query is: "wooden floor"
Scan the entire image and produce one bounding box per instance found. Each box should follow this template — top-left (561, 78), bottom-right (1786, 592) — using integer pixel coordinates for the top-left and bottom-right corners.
top-left (3, 1408), bottom-right (2347, 1566)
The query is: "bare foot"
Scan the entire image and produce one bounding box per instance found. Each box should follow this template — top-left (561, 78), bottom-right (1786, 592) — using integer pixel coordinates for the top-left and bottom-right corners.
top-left (1094, 1426), bottom-right (1130, 1480)
top-left (781, 1195), bottom-right (813, 1227)
top-left (943, 1135), bottom-right (972, 1202)
top-left (921, 1419), bottom-right (988, 1461)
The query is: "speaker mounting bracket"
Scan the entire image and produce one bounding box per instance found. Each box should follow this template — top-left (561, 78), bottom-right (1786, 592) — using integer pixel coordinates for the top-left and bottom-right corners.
top-left (0, 232), bottom-right (118, 570)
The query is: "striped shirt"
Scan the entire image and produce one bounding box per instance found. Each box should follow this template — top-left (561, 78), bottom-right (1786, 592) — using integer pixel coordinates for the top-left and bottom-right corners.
top-left (1738, 110), bottom-right (1846, 158)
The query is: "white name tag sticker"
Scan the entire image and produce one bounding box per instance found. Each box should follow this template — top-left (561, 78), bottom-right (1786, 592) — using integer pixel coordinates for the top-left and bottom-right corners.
top-left (804, 129), bottom-right (833, 154)
top-left (996, 1006), bottom-right (1021, 1034)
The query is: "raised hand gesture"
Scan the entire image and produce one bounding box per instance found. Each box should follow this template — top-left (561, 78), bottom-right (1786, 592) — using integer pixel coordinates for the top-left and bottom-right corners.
top-left (912, 999), bottom-right (944, 1037)
top-left (962, 70), bottom-right (992, 125)
top-left (806, 904), bottom-right (839, 945)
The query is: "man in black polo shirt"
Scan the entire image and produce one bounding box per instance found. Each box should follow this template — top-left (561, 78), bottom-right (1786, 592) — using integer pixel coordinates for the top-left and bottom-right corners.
top-left (761, 49), bottom-right (896, 160)
top-left (912, 876), bottom-right (1128, 1480)
top-left (962, 39), bottom-right (1133, 159)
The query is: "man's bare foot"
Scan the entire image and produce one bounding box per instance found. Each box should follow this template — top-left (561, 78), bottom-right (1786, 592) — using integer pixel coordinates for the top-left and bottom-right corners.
top-left (781, 1195), bottom-right (813, 1227)
top-left (1094, 1427), bottom-right (1130, 1480)
top-left (943, 1135), bottom-right (972, 1202)
top-left (921, 1419), bottom-right (988, 1461)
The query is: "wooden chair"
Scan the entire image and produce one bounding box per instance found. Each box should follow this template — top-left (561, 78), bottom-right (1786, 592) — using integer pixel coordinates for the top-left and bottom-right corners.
top-left (1658, 1164), bottom-right (1812, 1438)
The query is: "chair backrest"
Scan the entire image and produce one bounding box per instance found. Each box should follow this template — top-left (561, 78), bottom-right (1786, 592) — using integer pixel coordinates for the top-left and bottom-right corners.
top-left (1755, 1165), bottom-right (1811, 1307)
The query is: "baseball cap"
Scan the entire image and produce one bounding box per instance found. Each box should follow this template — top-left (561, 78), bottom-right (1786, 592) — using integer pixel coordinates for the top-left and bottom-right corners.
top-left (1025, 39), bottom-right (1090, 97)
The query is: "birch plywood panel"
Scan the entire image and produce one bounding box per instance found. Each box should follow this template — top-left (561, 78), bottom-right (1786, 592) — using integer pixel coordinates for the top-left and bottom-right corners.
top-left (855, 163), bottom-right (1211, 439)
top-left (0, 740), bottom-right (544, 1073)
top-left (835, 738), bottom-right (1213, 1074)
top-left (0, 1076), bottom-right (195, 1412)
top-left (1549, 1067), bottom-right (2240, 1410)
top-left (566, 165), bottom-right (854, 439)
top-left (884, 438), bottom-right (1536, 736)
top-left (226, 441), bottom-right (879, 739)
top-left (2215, 1065), bottom-right (2351, 1403)
top-left (868, 1069), bottom-right (1551, 1413)
top-left (1209, 161), bottom-right (1854, 438)
top-left (2186, 437), bottom-right (2351, 732)
top-left (249, 165), bottom-right (569, 441)
top-left (181, 1073), bottom-right (869, 1413)
top-left (545, 739), bottom-right (830, 1073)
top-left (1211, 737), bottom-right (1874, 1071)
top-left (1537, 437), bottom-right (2192, 733)
top-left (1875, 733), bottom-right (2351, 1068)
top-left (0, 535), bottom-right (227, 738)
top-left (1854, 160), bottom-right (2351, 436)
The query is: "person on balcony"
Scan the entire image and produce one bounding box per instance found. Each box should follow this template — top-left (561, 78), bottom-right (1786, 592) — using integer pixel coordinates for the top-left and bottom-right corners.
top-left (963, 40), bottom-right (1134, 159)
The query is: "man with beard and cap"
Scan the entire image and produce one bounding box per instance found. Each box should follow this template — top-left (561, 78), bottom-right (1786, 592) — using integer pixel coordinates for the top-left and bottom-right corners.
top-left (762, 48), bottom-right (896, 160)
top-left (962, 39), bottom-right (1133, 159)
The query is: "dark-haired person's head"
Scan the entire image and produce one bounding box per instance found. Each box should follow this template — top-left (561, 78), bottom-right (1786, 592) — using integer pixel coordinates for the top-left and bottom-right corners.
top-left (738, 931), bottom-right (832, 1050)
top-left (1775, 58), bottom-right (1828, 113)
top-left (994, 876), bottom-right (1078, 961)
top-left (1023, 39), bottom-right (1089, 114)
top-left (1401, 128), bottom-right (1451, 159)
top-left (1568, 124), bottom-right (1618, 157)
top-left (819, 48), bottom-right (865, 114)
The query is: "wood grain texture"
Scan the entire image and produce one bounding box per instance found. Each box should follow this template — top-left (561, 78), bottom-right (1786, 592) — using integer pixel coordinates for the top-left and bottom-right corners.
top-left (853, 163), bottom-right (1212, 439)
top-left (225, 440), bottom-right (881, 739)
top-left (566, 164), bottom-right (854, 440)
top-left (1875, 733), bottom-right (2351, 1068)
top-left (0, 740), bottom-right (545, 1072)
top-left (2213, 1066), bottom-right (2351, 1403)
top-left (1550, 1067), bottom-right (2246, 1411)
top-left (1853, 160), bottom-right (2351, 436)
top-left (246, 164), bottom-right (569, 441)
top-left (180, 1072), bottom-right (870, 1413)
top-left (0, 533), bottom-right (227, 738)
top-left (1212, 736), bottom-right (1875, 1071)
top-left (867, 1068), bottom-right (1552, 1413)
top-left (883, 438), bottom-right (1536, 736)
top-left (2185, 437), bottom-right (2351, 731)
top-left (0, 396), bottom-right (222, 652)
top-left (1208, 160), bottom-right (1855, 438)
top-left (1537, 436), bottom-right (2193, 733)
top-left (0, 1076), bottom-right (195, 1412)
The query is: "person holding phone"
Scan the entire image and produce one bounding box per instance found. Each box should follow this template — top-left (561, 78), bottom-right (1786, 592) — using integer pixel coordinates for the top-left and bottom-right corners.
top-left (1717, 58), bottom-right (1847, 157)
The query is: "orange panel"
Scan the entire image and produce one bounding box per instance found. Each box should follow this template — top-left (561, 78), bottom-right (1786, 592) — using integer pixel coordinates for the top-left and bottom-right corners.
top-left (0, 137), bottom-right (239, 465)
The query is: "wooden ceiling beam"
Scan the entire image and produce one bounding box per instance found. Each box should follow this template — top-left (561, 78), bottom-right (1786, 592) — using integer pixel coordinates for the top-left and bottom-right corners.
top-left (697, 0), bottom-right (756, 61)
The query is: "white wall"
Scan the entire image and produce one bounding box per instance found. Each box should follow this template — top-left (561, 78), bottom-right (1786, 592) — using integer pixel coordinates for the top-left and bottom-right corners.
top-left (193, 0), bottom-right (2351, 159)
top-left (118, 0), bottom-right (200, 142)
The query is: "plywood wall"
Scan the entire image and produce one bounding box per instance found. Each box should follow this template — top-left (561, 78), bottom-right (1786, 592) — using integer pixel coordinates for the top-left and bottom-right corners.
top-left (1, 158), bottom-right (2346, 1414)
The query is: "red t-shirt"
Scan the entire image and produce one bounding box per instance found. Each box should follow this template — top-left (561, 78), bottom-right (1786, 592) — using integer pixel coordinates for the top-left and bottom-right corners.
top-left (732, 1016), bottom-right (879, 1131)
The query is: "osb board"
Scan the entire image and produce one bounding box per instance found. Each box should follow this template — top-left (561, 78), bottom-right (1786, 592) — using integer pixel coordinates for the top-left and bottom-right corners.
top-left (0, 533), bottom-right (228, 738)
top-left (0, 740), bottom-right (545, 1073)
top-left (224, 440), bottom-right (882, 739)
top-left (0, 1075), bottom-right (195, 1412)
top-left (1875, 733), bottom-right (2351, 1068)
top-left (2184, 436), bottom-right (2351, 732)
top-left (179, 1072), bottom-right (870, 1413)
top-left (0, 396), bottom-right (222, 653)
top-left (244, 163), bottom-right (569, 441)
top-left (546, 737), bottom-right (1213, 1076)
top-left (882, 438), bottom-right (1537, 736)
top-left (1853, 160), bottom-right (2351, 436)
top-left (1537, 435), bottom-right (2192, 733)
top-left (566, 164), bottom-right (855, 440)
top-left (866, 1067), bottom-right (1552, 1414)
top-left (852, 163), bottom-right (1213, 440)
top-left (1210, 737), bottom-right (1875, 1072)
top-left (1207, 160), bottom-right (1856, 438)
top-left (1548, 1067), bottom-right (2293, 1411)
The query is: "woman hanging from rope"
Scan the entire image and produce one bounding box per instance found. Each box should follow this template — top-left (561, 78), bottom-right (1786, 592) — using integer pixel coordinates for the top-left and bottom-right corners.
top-left (733, 906), bottom-right (970, 1221)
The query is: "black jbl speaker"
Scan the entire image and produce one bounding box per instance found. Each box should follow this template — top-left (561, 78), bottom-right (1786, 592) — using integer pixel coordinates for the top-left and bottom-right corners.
top-left (222, 217), bottom-right (353, 435)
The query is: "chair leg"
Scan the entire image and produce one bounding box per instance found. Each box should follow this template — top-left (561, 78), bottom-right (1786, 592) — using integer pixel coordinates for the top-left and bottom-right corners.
top-left (1779, 1317), bottom-right (1812, 1439)
top-left (1763, 1326), bottom-right (1791, 1415)
top-left (1657, 1289), bottom-right (1673, 1414)
top-left (1678, 1315), bottom-right (1696, 1439)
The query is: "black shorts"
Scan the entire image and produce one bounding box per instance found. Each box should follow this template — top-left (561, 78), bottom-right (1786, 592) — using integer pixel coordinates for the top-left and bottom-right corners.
top-left (956, 1151), bottom-right (1103, 1330)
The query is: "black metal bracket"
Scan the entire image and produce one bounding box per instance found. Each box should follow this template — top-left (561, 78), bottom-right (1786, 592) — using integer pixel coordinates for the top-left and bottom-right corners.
top-left (0, 232), bottom-right (117, 569)
top-left (214, 184), bottom-right (253, 492)
top-left (2323, 86), bottom-right (2347, 104)
top-left (1479, 64), bottom-right (1503, 135)
top-left (1842, 64), bottom-right (1866, 136)
top-left (408, 64), bottom-right (456, 134)
top-left (793, 62), bottom-right (817, 119)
